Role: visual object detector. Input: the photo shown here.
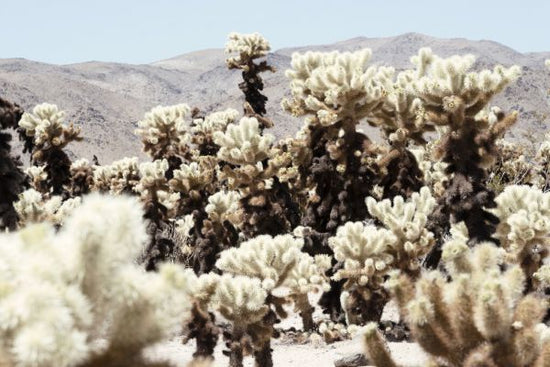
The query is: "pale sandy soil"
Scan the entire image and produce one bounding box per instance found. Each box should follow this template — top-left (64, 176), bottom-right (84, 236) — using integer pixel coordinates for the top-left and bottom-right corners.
top-left (145, 300), bottom-right (428, 367)
top-left (146, 336), bottom-right (428, 367)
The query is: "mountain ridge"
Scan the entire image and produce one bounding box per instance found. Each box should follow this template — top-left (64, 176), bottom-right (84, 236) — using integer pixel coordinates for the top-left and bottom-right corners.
top-left (1, 33), bottom-right (549, 163)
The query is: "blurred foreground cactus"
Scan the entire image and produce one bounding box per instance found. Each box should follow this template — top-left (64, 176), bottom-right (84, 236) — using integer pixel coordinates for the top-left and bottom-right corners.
top-left (364, 227), bottom-right (550, 366)
top-left (0, 194), bottom-right (196, 367)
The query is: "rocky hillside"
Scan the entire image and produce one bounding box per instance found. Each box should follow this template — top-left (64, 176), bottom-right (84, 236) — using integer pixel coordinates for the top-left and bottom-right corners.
top-left (1, 32), bottom-right (549, 163)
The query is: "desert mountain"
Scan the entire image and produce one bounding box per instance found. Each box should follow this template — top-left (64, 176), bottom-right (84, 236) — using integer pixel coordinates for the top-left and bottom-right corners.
top-left (1, 32), bottom-right (549, 163)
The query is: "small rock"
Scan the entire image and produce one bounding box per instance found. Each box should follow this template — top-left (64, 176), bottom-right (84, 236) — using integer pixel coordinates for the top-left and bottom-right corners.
top-left (333, 353), bottom-right (370, 367)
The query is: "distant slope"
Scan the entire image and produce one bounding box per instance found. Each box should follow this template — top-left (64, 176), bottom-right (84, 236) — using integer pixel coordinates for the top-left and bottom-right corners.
top-left (1, 32), bottom-right (549, 163)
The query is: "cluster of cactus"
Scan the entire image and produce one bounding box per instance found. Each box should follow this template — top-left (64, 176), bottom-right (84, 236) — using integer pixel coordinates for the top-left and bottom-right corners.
top-left (2, 33), bottom-right (550, 367)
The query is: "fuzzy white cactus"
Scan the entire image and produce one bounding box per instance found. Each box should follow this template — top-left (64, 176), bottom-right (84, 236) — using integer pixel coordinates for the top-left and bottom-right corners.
top-left (214, 116), bottom-right (274, 165)
top-left (408, 48), bottom-right (520, 117)
top-left (175, 214), bottom-right (195, 237)
top-left (174, 214), bottom-right (195, 255)
top-left (18, 103), bottom-right (74, 147)
top-left (225, 32), bottom-right (270, 66)
top-left (534, 265), bottom-right (550, 289)
top-left (536, 134), bottom-right (550, 164)
top-left (135, 159), bottom-right (169, 194)
top-left (70, 158), bottom-right (90, 170)
top-left (14, 188), bottom-right (60, 222)
top-left (492, 185), bottom-right (550, 246)
top-left (205, 190), bottom-right (241, 224)
top-left (135, 104), bottom-right (191, 158)
top-left (216, 234), bottom-right (304, 290)
top-left (156, 190), bottom-right (181, 213)
top-left (217, 232), bottom-right (327, 331)
top-left (169, 159), bottom-right (215, 193)
top-left (25, 165), bottom-right (48, 191)
top-left (328, 222), bottom-right (396, 286)
top-left (491, 185), bottom-right (550, 280)
top-left (368, 231), bottom-right (550, 366)
top-left (533, 133), bottom-right (550, 190)
top-left (410, 146), bottom-right (448, 196)
top-left (366, 187), bottom-right (436, 271)
top-left (109, 156), bottom-right (141, 193)
top-left (12, 189), bottom-right (80, 226)
top-left (192, 108), bottom-right (239, 135)
top-left (282, 49), bottom-right (389, 125)
top-left (210, 274), bottom-right (268, 325)
top-left (284, 254), bottom-right (331, 295)
top-left (92, 157), bottom-right (141, 194)
top-left (0, 194), bottom-right (195, 367)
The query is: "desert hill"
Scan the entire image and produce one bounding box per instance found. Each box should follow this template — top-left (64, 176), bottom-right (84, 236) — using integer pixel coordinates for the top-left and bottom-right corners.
top-left (1, 32), bottom-right (549, 163)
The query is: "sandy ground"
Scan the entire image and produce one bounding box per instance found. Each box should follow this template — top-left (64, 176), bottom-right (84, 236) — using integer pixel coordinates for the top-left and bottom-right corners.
top-left (146, 335), bottom-right (428, 367)
top-left (145, 300), bottom-right (428, 367)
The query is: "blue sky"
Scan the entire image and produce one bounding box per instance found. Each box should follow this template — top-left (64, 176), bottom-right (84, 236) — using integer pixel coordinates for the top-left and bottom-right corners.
top-left (2, 0), bottom-right (549, 64)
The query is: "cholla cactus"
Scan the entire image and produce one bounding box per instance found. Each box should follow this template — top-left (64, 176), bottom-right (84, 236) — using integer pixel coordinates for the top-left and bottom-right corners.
top-left (409, 48), bottom-right (520, 112)
top-left (18, 103), bottom-right (81, 151)
top-left (214, 116), bottom-right (274, 166)
top-left (216, 234), bottom-right (304, 290)
top-left (216, 234), bottom-right (326, 360)
top-left (191, 108), bottom-right (239, 155)
top-left (280, 48), bottom-right (387, 235)
top-left (13, 188), bottom-right (62, 226)
top-left (368, 69), bottom-right (432, 198)
top-left (0, 98), bottom-right (25, 230)
top-left (0, 194), bottom-right (196, 367)
top-left (209, 274), bottom-right (269, 367)
top-left (225, 32), bottom-right (275, 116)
top-left (175, 214), bottom-right (195, 250)
top-left (135, 104), bottom-right (191, 159)
top-left (534, 265), bottom-right (550, 290)
top-left (284, 254), bottom-right (331, 330)
top-left (25, 164), bottom-right (48, 193)
top-left (328, 222), bottom-right (396, 323)
top-left (181, 190), bottom-right (241, 274)
top-left (282, 49), bottom-right (388, 127)
top-left (314, 321), bottom-right (363, 344)
top-left (226, 32), bottom-right (270, 63)
top-left (135, 159), bottom-right (175, 220)
top-left (91, 164), bottom-right (112, 192)
top-left (69, 158), bottom-right (94, 196)
top-left (410, 145), bottom-right (448, 198)
top-left (19, 159), bottom-right (90, 226)
top-left (18, 103), bottom-right (82, 195)
top-left (176, 272), bottom-right (221, 361)
top-left (92, 156), bottom-right (141, 194)
top-left (280, 48), bottom-right (413, 322)
top-left (281, 50), bottom-right (384, 268)
top-left (13, 188), bottom-right (81, 227)
top-left (215, 116), bottom-right (299, 237)
top-left (169, 158), bottom-right (240, 274)
top-left (169, 157), bottom-right (218, 213)
top-left (365, 187), bottom-right (436, 275)
top-left (410, 48), bottom-right (521, 267)
top-left (364, 228), bottom-right (550, 367)
top-left (135, 159), bottom-right (184, 271)
top-left (205, 190), bottom-right (242, 225)
top-left (534, 133), bottom-right (550, 191)
top-left (488, 140), bottom-right (534, 193)
top-left (492, 185), bottom-right (550, 288)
